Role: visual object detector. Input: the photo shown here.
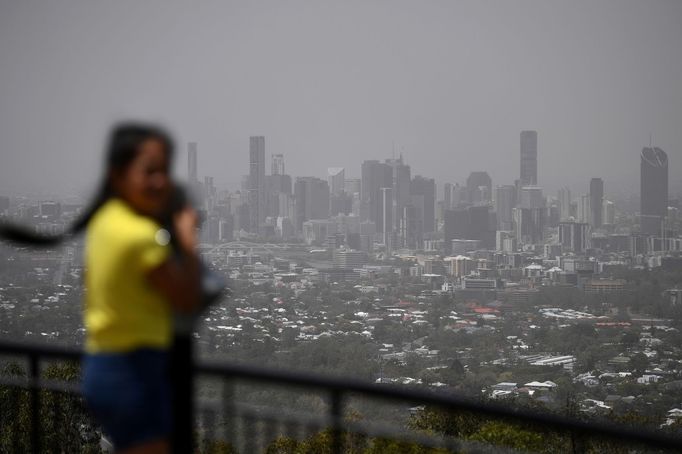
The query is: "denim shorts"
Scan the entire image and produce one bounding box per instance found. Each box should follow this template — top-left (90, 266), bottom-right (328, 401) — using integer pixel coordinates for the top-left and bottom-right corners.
top-left (82, 348), bottom-right (171, 450)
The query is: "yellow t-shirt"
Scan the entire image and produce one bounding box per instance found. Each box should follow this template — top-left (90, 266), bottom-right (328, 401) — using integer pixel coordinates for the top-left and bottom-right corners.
top-left (84, 198), bottom-right (172, 353)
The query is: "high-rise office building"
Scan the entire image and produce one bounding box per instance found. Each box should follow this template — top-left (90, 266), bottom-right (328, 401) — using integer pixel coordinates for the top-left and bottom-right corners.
top-left (589, 178), bottom-right (604, 228)
top-left (443, 205), bottom-right (496, 252)
top-left (496, 230), bottom-right (517, 253)
top-left (0, 196), bottom-right (9, 215)
top-left (266, 175), bottom-right (292, 218)
top-left (451, 183), bottom-right (468, 208)
top-left (603, 199), bottom-right (615, 226)
top-left (328, 167), bottom-right (345, 196)
top-left (386, 156), bottom-right (411, 231)
top-left (410, 176), bottom-right (436, 234)
top-left (271, 154), bottom-right (285, 175)
top-left (546, 202), bottom-right (560, 228)
top-left (559, 221), bottom-right (591, 253)
top-left (361, 160), bottom-right (393, 231)
top-left (466, 171), bottom-right (492, 204)
top-left (519, 186), bottom-right (543, 209)
top-left (443, 183), bottom-right (453, 210)
top-left (294, 177), bottom-right (330, 231)
top-left (380, 187), bottom-right (393, 251)
top-left (330, 192), bottom-right (353, 216)
top-left (468, 205), bottom-right (495, 249)
top-left (400, 205), bottom-right (418, 249)
top-left (443, 208), bottom-right (469, 254)
top-left (513, 206), bottom-right (545, 245)
top-left (344, 178), bottom-right (361, 195)
top-left (495, 185), bottom-right (516, 230)
top-left (249, 136), bottom-right (266, 233)
top-left (577, 194), bottom-right (591, 224)
top-left (264, 153), bottom-right (292, 218)
top-left (520, 130), bottom-right (538, 186)
top-left (329, 178), bottom-right (352, 215)
top-left (187, 142), bottom-right (198, 183)
top-left (558, 187), bottom-right (572, 221)
top-left (641, 147), bottom-right (668, 235)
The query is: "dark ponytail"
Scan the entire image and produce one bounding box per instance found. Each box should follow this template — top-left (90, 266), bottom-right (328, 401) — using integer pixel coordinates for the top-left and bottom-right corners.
top-left (0, 122), bottom-right (174, 246)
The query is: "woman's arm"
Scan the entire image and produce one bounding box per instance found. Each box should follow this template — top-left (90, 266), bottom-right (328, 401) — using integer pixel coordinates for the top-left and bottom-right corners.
top-left (146, 207), bottom-right (201, 313)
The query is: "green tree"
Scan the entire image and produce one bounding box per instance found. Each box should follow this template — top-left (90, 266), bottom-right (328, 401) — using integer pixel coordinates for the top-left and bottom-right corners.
top-left (0, 361), bottom-right (101, 453)
top-left (629, 352), bottom-right (649, 375)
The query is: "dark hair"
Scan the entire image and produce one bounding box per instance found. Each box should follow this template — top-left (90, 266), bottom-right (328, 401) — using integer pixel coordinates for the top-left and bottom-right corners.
top-left (0, 122), bottom-right (174, 245)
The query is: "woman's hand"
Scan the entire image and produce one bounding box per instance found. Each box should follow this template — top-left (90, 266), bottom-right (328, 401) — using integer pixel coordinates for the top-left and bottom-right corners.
top-left (173, 206), bottom-right (198, 253)
top-left (147, 205), bottom-right (201, 314)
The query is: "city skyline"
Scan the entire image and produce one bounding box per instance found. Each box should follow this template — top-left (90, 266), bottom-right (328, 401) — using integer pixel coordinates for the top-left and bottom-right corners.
top-left (156, 129), bottom-right (671, 249)
top-left (183, 132), bottom-right (668, 204)
top-left (1, 1), bottom-right (681, 198)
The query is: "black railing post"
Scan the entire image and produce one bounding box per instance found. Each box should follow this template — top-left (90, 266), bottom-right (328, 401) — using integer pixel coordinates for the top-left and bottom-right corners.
top-left (171, 330), bottom-right (194, 454)
top-left (29, 353), bottom-right (40, 454)
top-left (222, 379), bottom-right (236, 449)
top-left (10, 386), bottom-right (20, 453)
top-left (330, 390), bottom-right (343, 454)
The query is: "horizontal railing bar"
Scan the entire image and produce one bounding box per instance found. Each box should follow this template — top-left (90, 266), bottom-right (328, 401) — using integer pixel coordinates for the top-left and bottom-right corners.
top-left (0, 341), bottom-right (82, 361)
top-left (197, 400), bottom-right (517, 454)
top-left (196, 361), bottom-right (682, 451)
top-left (0, 376), bottom-right (81, 394)
top-left (2, 341), bottom-right (681, 451)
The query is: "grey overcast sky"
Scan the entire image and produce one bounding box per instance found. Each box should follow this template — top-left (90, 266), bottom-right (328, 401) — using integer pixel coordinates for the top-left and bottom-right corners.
top-left (0, 0), bottom-right (680, 200)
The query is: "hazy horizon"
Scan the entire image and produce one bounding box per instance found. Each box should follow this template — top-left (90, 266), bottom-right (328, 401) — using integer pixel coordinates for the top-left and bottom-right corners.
top-left (1, 1), bottom-right (681, 200)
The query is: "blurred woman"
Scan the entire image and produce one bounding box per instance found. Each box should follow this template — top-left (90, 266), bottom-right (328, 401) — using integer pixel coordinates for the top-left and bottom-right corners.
top-left (79, 124), bottom-right (201, 453)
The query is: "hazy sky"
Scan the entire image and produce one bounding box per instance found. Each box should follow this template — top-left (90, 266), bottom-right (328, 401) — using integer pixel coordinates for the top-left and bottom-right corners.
top-left (1, 0), bottom-right (680, 200)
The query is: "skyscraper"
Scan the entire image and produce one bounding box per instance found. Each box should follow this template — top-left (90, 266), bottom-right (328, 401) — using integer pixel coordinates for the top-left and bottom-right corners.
top-left (266, 154), bottom-right (292, 218)
top-left (519, 186), bottom-right (543, 209)
top-left (361, 160), bottom-right (393, 230)
top-left (249, 136), bottom-right (266, 233)
top-left (400, 205), bottom-right (418, 249)
top-left (558, 187), bottom-right (572, 221)
top-left (443, 183), bottom-right (453, 210)
top-left (520, 130), bottom-right (538, 186)
top-left (466, 171), bottom-right (492, 204)
top-left (327, 167), bottom-right (345, 196)
top-left (641, 147), bottom-right (668, 235)
top-left (443, 205), bottom-right (496, 252)
top-left (443, 208), bottom-right (469, 254)
top-left (603, 199), bottom-right (615, 226)
top-left (513, 206), bottom-right (545, 245)
top-left (187, 142), bottom-right (198, 183)
top-left (271, 154), bottom-right (285, 175)
top-left (589, 178), bottom-right (604, 228)
top-left (559, 220), bottom-right (591, 253)
top-left (294, 177), bottom-right (330, 231)
top-left (495, 185), bottom-right (516, 230)
top-left (410, 176), bottom-right (436, 234)
top-left (380, 187), bottom-right (393, 251)
top-left (386, 156), bottom-right (411, 231)
top-left (577, 194), bottom-right (591, 224)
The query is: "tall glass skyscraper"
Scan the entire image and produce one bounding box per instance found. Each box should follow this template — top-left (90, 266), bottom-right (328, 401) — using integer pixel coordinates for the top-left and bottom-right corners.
top-left (640, 147), bottom-right (668, 235)
top-left (249, 136), bottom-right (266, 233)
top-left (589, 178), bottom-right (604, 228)
top-left (187, 142), bottom-right (198, 183)
top-left (520, 130), bottom-right (538, 186)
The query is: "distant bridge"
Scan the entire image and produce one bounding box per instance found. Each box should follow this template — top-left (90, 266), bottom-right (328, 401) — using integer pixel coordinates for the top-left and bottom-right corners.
top-left (198, 241), bottom-right (308, 256)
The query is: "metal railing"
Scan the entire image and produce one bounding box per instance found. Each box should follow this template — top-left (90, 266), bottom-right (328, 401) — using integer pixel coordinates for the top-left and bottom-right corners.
top-left (2, 341), bottom-right (682, 453)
